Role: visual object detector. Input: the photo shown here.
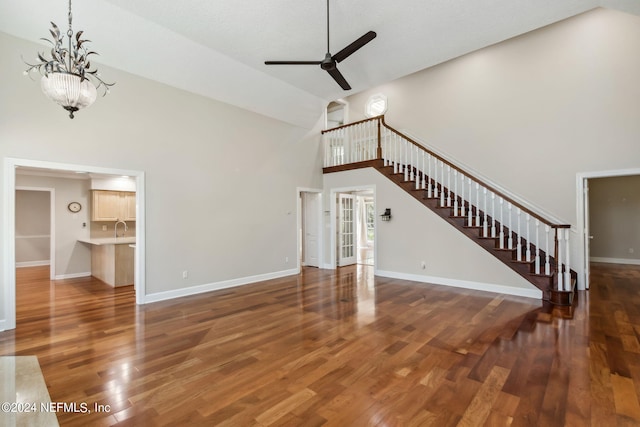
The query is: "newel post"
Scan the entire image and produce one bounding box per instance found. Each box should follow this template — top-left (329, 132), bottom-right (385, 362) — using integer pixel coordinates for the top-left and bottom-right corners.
top-left (376, 117), bottom-right (382, 160)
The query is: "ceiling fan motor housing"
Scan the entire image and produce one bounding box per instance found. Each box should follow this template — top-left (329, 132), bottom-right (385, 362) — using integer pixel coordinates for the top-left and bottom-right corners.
top-left (321, 53), bottom-right (335, 70)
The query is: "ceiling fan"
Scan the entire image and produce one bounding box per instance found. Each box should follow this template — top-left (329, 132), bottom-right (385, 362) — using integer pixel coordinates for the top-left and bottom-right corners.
top-left (264, 0), bottom-right (376, 90)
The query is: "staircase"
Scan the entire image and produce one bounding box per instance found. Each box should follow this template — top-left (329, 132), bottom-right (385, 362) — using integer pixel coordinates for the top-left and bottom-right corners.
top-left (322, 116), bottom-right (577, 306)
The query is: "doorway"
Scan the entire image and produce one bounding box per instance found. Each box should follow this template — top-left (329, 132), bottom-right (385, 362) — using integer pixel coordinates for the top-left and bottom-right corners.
top-left (326, 99), bottom-right (348, 129)
top-left (330, 187), bottom-right (376, 269)
top-left (577, 168), bottom-right (640, 290)
top-left (2, 157), bottom-right (146, 331)
top-left (298, 188), bottom-right (323, 271)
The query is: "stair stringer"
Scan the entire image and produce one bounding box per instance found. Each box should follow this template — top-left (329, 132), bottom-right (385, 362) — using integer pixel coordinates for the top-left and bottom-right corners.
top-left (323, 166), bottom-right (543, 299)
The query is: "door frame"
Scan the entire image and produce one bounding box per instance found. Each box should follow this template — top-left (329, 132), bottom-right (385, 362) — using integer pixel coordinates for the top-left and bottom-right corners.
top-left (15, 186), bottom-right (56, 280)
top-left (296, 187), bottom-right (323, 272)
top-left (3, 157), bottom-right (146, 331)
top-left (576, 167), bottom-right (640, 290)
top-left (328, 185), bottom-right (376, 270)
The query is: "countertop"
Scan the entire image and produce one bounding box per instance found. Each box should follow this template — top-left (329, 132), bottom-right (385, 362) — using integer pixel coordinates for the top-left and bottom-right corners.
top-left (78, 237), bottom-right (136, 245)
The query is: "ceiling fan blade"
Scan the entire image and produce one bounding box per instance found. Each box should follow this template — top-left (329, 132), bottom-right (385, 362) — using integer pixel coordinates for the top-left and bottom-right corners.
top-left (327, 67), bottom-right (351, 90)
top-left (265, 60), bottom-right (322, 65)
top-left (332, 31), bottom-right (376, 63)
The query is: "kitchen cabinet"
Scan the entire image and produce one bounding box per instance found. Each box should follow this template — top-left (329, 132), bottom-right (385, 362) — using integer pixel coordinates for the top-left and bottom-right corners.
top-left (78, 237), bottom-right (135, 287)
top-left (92, 191), bottom-right (136, 221)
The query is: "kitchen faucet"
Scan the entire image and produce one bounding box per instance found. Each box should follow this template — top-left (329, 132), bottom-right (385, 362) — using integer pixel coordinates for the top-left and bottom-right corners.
top-left (115, 220), bottom-right (128, 238)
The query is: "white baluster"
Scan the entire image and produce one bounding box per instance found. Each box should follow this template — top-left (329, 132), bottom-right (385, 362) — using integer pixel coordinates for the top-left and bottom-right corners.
top-left (526, 214), bottom-right (531, 262)
top-left (507, 203), bottom-right (514, 250)
top-left (427, 154), bottom-right (432, 198)
top-left (475, 183), bottom-right (480, 227)
top-left (499, 198), bottom-right (505, 249)
top-left (440, 161), bottom-right (445, 207)
top-left (403, 139), bottom-right (407, 175)
top-left (467, 177), bottom-right (473, 227)
top-left (535, 220), bottom-right (540, 274)
top-left (459, 173), bottom-right (465, 218)
top-left (354, 126), bottom-right (358, 162)
top-left (412, 145), bottom-right (417, 182)
top-left (491, 193), bottom-right (496, 238)
top-left (446, 166), bottom-right (452, 207)
top-left (393, 133), bottom-right (398, 173)
top-left (516, 208), bottom-right (522, 261)
top-left (544, 225), bottom-right (551, 276)
top-left (414, 145), bottom-right (418, 184)
top-left (453, 170), bottom-right (459, 215)
top-left (420, 150), bottom-right (427, 190)
top-left (483, 188), bottom-right (488, 237)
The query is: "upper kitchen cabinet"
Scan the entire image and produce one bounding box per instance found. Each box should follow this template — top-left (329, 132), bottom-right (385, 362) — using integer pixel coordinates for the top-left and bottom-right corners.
top-left (92, 190), bottom-right (136, 221)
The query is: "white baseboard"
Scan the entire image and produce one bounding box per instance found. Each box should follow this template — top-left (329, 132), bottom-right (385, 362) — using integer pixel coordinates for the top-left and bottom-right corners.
top-left (16, 261), bottom-right (50, 268)
top-left (375, 269), bottom-right (542, 300)
top-left (590, 257), bottom-right (640, 266)
top-left (54, 272), bottom-right (92, 280)
top-left (0, 320), bottom-right (6, 332)
top-left (144, 268), bottom-right (299, 304)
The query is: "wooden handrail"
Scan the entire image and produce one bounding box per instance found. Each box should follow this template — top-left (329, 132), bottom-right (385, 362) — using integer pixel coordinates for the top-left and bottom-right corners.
top-left (378, 117), bottom-right (569, 228)
top-left (321, 115), bottom-right (383, 134)
top-left (321, 115), bottom-right (570, 229)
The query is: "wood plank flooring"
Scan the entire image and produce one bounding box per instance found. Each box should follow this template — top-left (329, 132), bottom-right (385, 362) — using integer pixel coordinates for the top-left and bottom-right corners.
top-left (1, 263), bottom-right (639, 426)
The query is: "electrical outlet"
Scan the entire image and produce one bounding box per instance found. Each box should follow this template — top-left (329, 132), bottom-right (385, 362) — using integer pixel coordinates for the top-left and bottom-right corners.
top-left (182, 270), bottom-right (188, 279)
top-left (285, 257), bottom-right (289, 263)
top-left (421, 261), bottom-right (426, 269)
top-left (102, 225), bottom-right (107, 231)
top-left (629, 248), bottom-right (635, 254)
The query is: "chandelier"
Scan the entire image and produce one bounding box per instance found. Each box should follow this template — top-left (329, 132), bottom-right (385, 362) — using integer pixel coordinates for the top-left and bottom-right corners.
top-left (24, 0), bottom-right (113, 118)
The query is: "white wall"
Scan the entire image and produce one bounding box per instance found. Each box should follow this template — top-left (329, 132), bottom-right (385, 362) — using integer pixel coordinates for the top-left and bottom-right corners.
top-left (343, 8), bottom-right (640, 284)
top-left (16, 175), bottom-right (92, 278)
top-left (0, 31), bottom-right (324, 326)
top-left (324, 168), bottom-right (540, 299)
top-left (15, 189), bottom-right (50, 266)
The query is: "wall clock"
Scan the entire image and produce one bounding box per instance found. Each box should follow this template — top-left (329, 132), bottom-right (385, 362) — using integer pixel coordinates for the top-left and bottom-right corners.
top-left (68, 202), bottom-right (82, 213)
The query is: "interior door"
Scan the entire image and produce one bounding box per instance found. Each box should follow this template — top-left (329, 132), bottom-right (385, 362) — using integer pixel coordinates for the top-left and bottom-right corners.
top-left (583, 179), bottom-right (591, 289)
top-left (303, 192), bottom-right (320, 267)
top-left (338, 193), bottom-right (356, 266)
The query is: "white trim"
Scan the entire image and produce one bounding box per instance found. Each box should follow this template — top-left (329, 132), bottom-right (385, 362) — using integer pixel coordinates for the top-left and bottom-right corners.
top-left (576, 167), bottom-right (640, 292)
top-left (590, 257), bottom-right (640, 266)
top-left (15, 186), bottom-right (56, 280)
top-left (328, 185), bottom-right (377, 269)
top-left (54, 272), bottom-right (92, 280)
top-left (3, 157), bottom-right (146, 332)
top-left (4, 160), bottom-right (17, 330)
top-left (16, 261), bottom-right (50, 268)
top-left (375, 269), bottom-right (542, 300)
top-left (145, 268), bottom-right (299, 304)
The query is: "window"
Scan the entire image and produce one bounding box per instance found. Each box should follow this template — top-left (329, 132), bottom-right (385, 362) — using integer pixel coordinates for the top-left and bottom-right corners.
top-left (365, 201), bottom-right (375, 241)
top-left (365, 93), bottom-right (388, 117)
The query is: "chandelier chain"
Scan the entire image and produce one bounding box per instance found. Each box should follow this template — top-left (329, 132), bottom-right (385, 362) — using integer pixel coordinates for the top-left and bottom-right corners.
top-left (67, 0), bottom-right (73, 38)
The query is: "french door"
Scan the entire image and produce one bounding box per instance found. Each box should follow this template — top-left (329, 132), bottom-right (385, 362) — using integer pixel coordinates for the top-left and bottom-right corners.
top-left (338, 194), bottom-right (356, 266)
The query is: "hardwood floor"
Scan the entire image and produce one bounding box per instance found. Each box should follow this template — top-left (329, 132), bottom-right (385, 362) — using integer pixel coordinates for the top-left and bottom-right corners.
top-left (1, 263), bottom-right (639, 426)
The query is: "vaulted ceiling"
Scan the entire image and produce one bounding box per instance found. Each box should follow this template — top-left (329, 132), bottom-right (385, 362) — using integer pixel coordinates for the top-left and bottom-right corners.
top-left (1, 0), bottom-right (639, 128)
